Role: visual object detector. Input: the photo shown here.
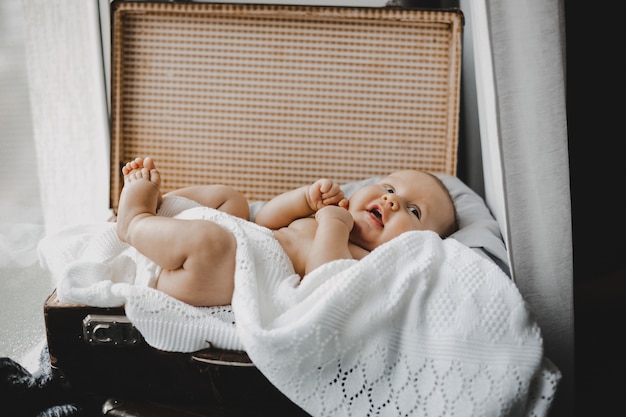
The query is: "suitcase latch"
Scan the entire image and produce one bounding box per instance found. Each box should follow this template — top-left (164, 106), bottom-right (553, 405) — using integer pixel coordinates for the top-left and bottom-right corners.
top-left (82, 314), bottom-right (143, 347)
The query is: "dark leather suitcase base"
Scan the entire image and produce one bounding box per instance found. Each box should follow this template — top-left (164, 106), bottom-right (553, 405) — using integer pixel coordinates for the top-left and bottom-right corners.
top-left (44, 292), bottom-right (310, 416)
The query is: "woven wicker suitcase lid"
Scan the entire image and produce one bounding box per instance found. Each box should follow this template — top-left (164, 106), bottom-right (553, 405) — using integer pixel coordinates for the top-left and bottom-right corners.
top-left (110, 2), bottom-right (463, 210)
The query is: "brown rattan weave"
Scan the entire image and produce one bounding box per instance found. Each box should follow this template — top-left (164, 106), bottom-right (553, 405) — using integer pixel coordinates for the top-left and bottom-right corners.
top-left (110, 2), bottom-right (462, 210)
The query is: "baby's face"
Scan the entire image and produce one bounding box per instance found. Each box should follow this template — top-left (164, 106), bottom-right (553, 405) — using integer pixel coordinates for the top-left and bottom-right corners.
top-left (347, 170), bottom-right (455, 251)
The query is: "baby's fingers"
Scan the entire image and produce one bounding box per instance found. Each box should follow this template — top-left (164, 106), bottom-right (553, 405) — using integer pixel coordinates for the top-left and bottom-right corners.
top-left (322, 194), bottom-right (344, 205)
top-left (323, 181), bottom-right (342, 197)
top-left (316, 179), bottom-right (335, 194)
top-left (322, 183), bottom-right (344, 204)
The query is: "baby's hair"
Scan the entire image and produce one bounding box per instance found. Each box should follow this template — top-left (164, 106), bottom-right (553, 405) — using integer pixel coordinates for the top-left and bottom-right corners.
top-left (427, 173), bottom-right (459, 239)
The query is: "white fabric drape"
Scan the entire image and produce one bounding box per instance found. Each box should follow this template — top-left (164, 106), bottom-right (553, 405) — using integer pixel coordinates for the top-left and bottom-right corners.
top-left (466, 0), bottom-right (574, 415)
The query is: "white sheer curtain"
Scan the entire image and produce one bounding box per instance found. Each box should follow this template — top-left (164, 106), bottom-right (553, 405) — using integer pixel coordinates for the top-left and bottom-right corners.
top-left (21, 0), bottom-right (111, 233)
top-left (466, 0), bottom-right (574, 415)
top-left (0, 0), bottom-right (43, 268)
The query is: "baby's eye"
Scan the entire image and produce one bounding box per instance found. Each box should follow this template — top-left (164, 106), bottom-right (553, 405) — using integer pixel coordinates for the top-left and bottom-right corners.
top-left (409, 207), bottom-right (421, 219)
top-left (384, 185), bottom-right (395, 194)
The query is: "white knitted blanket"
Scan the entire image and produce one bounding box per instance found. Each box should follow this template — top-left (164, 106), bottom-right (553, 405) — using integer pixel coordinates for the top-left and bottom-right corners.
top-left (38, 197), bottom-right (561, 417)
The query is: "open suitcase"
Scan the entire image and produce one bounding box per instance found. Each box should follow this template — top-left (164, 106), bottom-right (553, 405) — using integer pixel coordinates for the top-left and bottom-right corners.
top-left (43, 1), bottom-right (463, 415)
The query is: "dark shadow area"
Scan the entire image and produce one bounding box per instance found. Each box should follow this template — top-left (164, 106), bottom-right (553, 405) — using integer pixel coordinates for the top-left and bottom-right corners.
top-left (565, 1), bottom-right (626, 416)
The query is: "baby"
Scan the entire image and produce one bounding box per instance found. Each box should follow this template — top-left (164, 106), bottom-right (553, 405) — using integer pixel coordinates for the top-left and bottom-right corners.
top-left (116, 157), bottom-right (457, 306)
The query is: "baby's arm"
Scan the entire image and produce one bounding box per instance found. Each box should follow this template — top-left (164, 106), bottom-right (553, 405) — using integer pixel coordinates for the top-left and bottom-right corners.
top-left (305, 205), bottom-right (354, 275)
top-left (255, 179), bottom-right (346, 229)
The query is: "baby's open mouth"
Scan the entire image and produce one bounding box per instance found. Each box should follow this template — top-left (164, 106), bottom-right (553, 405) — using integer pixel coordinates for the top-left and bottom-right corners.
top-left (368, 207), bottom-right (384, 227)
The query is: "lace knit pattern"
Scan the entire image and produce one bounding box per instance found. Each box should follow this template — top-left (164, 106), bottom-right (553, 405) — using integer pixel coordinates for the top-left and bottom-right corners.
top-left (232, 231), bottom-right (560, 417)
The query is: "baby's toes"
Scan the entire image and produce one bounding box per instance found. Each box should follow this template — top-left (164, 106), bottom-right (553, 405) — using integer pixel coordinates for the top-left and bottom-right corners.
top-left (131, 157), bottom-right (144, 168)
top-left (143, 157), bottom-right (155, 171)
top-left (123, 169), bottom-right (133, 184)
top-left (137, 168), bottom-right (150, 180)
top-left (149, 169), bottom-right (161, 187)
top-left (124, 158), bottom-right (143, 173)
top-left (124, 168), bottom-right (146, 183)
top-left (122, 158), bottom-right (141, 175)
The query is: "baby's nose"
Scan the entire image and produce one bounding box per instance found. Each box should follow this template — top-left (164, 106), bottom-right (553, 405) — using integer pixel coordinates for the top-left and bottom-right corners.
top-left (382, 194), bottom-right (399, 210)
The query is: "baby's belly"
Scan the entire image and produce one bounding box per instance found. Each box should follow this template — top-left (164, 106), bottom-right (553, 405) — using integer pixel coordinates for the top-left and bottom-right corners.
top-left (272, 227), bottom-right (311, 278)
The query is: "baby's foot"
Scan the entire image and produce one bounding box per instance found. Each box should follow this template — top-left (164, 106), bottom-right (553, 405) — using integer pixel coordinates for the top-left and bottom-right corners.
top-left (116, 162), bottom-right (162, 243)
top-left (122, 156), bottom-right (163, 207)
top-left (122, 156), bottom-right (156, 179)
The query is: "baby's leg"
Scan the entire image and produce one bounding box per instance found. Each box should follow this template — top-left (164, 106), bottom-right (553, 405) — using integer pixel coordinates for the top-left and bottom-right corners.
top-left (164, 185), bottom-right (250, 220)
top-left (124, 156), bottom-right (249, 220)
top-left (116, 164), bottom-right (236, 306)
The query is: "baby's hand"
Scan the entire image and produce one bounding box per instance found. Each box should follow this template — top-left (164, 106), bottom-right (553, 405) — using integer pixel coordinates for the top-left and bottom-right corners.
top-left (306, 179), bottom-right (347, 212)
top-left (315, 205), bottom-right (354, 230)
